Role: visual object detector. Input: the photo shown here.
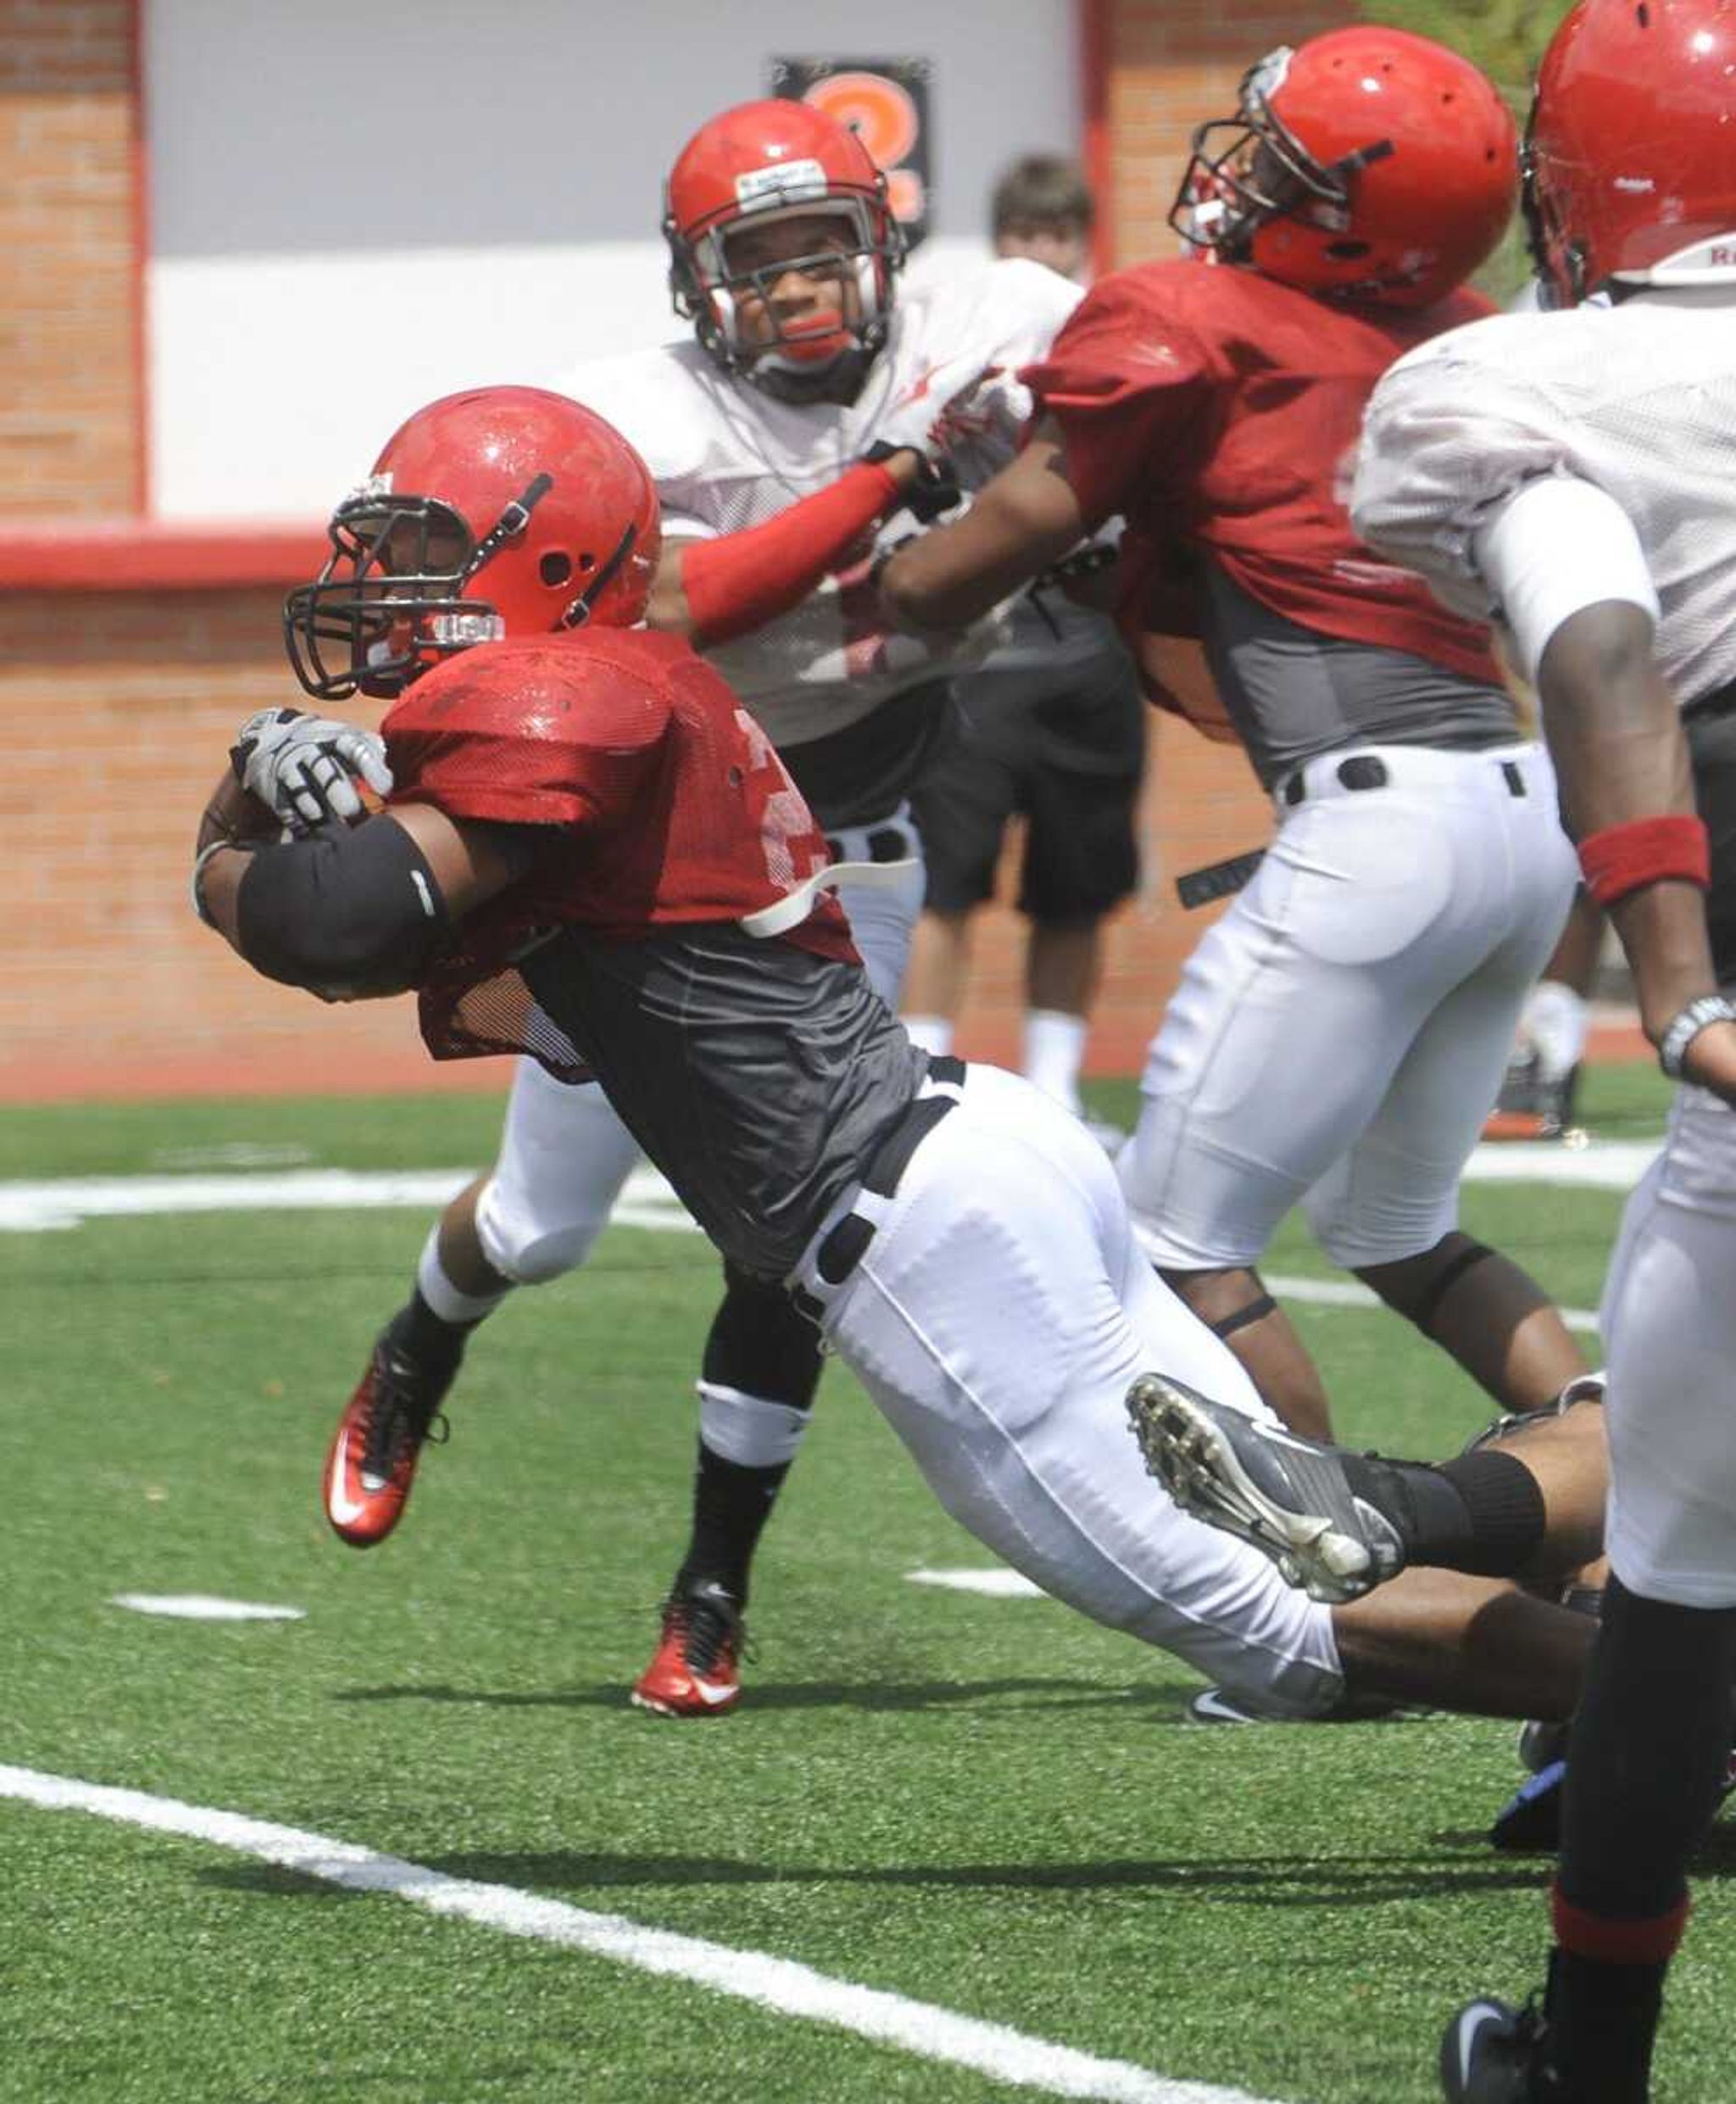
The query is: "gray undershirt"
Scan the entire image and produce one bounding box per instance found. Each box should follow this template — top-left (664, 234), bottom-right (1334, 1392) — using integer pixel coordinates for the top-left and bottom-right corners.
top-left (521, 921), bottom-right (926, 1281)
top-left (1199, 562), bottom-right (1521, 792)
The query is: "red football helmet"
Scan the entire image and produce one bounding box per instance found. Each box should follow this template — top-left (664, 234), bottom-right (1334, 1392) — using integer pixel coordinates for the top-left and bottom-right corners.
top-left (285, 387), bottom-right (661, 701)
top-left (1526, 0), bottom-right (1736, 306)
top-left (664, 97), bottom-right (904, 397)
top-left (1170, 27), bottom-right (1518, 308)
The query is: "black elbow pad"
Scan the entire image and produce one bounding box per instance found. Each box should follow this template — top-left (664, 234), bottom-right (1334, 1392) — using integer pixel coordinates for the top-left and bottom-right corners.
top-left (235, 819), bottom-right (450, 997)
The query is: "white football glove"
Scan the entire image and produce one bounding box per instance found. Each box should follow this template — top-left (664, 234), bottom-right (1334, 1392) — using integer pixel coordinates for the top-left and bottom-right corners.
top-left (230, 707), bottom-right (392, 830)
top-left (872, 355), bottom-right (1007, 460)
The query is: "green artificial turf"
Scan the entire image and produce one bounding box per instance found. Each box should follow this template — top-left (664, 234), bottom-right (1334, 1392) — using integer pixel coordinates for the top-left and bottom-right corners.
top-left (3, 1062), bottom-right (1725, 2104)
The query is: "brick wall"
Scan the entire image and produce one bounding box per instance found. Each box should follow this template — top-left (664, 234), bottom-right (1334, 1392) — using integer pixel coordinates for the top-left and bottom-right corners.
top-left (0, 587), bottom-right (1269, 1099)
top-left (0, 586), bottom-right (465, 1103)
top-left (0, 0), bottom-right (1335, 1105)
top-left (0, 0), bottom-right (138, 514)
top-left (1102, 0), bottom-right (1357, 267)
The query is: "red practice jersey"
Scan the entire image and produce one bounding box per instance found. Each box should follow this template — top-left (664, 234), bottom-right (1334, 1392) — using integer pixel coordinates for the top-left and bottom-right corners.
top-left (1021, 263), bottom-right (1503, 724)
top-left (380, 626), bottom-right (857, 1067)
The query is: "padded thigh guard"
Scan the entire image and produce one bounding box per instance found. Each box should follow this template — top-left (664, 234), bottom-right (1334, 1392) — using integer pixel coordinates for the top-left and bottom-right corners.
top-left (236, 819), bottom-right (448, 998)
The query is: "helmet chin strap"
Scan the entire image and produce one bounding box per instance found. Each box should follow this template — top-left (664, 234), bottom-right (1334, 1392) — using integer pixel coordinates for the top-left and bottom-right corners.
top-left (461, 475), bottom-right (553, 587)
top-left (560, 520), bottom-right (640, 628)
top-left (743, 341), bottom-right (873, 405)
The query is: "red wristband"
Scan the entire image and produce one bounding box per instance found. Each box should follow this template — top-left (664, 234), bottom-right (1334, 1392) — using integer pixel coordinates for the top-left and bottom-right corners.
top-left (682, 459), bottom-right (901, 648)
top-left (1577, 814), bottom-right (1710, 909)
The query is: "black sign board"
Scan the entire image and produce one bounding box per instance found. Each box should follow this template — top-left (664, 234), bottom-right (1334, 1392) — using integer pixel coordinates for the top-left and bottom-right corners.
top-left (769, 57), bottom-right (932, 249)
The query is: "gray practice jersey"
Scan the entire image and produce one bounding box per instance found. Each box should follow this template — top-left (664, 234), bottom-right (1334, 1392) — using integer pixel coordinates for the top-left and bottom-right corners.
top-left (1354, 286), bottom-right (1736, 714)
top-left (1199, 563), bottom-right (1520, 792)
top-left (520, 921), bottom-right (926, 1280)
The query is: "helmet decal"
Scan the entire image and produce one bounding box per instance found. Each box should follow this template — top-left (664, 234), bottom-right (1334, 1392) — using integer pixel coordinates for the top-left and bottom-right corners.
top-left (732, 158), bottom-right (832, 210)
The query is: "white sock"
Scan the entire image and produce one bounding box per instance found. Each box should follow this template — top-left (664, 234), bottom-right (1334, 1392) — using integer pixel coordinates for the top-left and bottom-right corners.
top-left (902, 1013), bottom-right (955, 1058)
top-left (1524, 980), bottom-right (1589, 1082)
top-left (697, 1383), bottom-right (812, 1468)
top-left (1022, 1008), bottom-right (1088, 1114)
top-left (415, 1224), bottom-right (512, 1326)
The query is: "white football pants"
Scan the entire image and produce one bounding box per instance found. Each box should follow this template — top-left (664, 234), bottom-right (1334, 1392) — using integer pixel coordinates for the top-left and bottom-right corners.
top-left (1121, 742), bottom-right (1577, 1270)
top-left (1601, 1084), bottom-right (1736, 1606)
top-left (475, 812), bottom-right (926, 1283)
top-left (792, 1060), bottom-right (1345, 1717)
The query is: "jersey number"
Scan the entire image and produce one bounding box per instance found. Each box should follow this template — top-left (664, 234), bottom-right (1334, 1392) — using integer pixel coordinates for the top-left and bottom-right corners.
top-left (733, 708), bottom-right (829, 893)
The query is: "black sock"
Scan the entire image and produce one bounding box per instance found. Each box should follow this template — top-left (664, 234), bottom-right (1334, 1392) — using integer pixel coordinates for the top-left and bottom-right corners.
top-left (389, 1288), bottom-right (481, 1373)
top-left (1544, 1946), bottom-right (1666, 2104)
top-left (1342, 1448), bottom-right (1545, 1576)
top-left (1545, 1578), bottom-right (1736, 2102)
top-left (676, 1441), bottom-right (795, 1608)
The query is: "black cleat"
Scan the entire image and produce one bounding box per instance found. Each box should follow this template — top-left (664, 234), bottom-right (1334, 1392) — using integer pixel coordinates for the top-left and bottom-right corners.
top-left (1489, 1759), bottom-right (1569, 1853)
top-left (1439, 1995), bottom-right (1560, 2101)
top-left (1494, 1739), bottom-right (1736, 1854)
top-left (1127, 1372), bottom-right (1405, 1604)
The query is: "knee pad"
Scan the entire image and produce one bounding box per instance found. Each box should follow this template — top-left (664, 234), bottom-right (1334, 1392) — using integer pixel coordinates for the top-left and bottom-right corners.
top-left (1376, 1237), bottom-right (1494, 1338)
top-left (704, 1264), bottom-right (825, 1410)
top-left (473, 1177), bottom-right (613, 1285)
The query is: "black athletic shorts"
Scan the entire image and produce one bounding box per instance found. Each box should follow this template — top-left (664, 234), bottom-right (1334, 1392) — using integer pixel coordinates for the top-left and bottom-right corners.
top-left (912, 645), bottom-right (1146, 921)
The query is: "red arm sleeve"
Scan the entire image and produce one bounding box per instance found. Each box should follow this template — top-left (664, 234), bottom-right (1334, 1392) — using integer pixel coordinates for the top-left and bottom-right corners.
top-left (682, 458), bottom-right (902, 647)
top-left (1018, 273), bottom-right (1216, 526)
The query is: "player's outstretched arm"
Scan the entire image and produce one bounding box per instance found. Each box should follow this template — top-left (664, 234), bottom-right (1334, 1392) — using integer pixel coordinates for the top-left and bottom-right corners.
top-left (191, 765), bottom-right (526, 1003)
top-left (876, 416), bottom-right (1092, 634)
top-left (647, 447), bottom-right (944, 647)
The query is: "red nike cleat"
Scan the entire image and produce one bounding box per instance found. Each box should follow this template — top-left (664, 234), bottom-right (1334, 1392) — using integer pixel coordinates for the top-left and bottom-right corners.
top-left (323, 1325), bottom-right (453, 1548)
top-left (630, 1582), bottom-right (745, 1717)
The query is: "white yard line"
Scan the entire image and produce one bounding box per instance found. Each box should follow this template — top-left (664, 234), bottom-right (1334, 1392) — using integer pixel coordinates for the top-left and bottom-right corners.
top-left (1268, 1272), bottom-right (1600, 1335)
top-left (0, 1152), bottom-right (1622, 1335)
top-left (108, 1595), bottom-right (304, 1622)
top-left (0, 1165), bottom-right (699, 1234)
top-left (0, 1134), bottom-right (1658, 1234)
top-left (907, 1567), bottom-right (1048, 1597)
top-left (0, 1763), bottom-right (1279, 2104)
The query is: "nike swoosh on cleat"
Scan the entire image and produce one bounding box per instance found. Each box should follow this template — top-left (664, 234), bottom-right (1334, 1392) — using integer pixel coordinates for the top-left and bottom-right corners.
top-left (1449, 2006), bottom-right (1488, 2086)
top-left (686, 1678), bottom-right (737, 1708)
top-left (326, 1431), bottom-right (368, 1528)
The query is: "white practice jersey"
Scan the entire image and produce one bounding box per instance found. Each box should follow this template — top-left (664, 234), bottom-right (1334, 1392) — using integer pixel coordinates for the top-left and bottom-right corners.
top-left (1353, 287), bottom-right (1736, 710)
top-left (548, 257), bottom-right (1110, 751)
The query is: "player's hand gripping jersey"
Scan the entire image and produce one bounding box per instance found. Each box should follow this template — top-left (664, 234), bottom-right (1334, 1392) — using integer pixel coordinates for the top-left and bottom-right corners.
top-left (554, 258), bottom-right (1097, 754)
top-left (1021, 262), bottom-right (1505, 731)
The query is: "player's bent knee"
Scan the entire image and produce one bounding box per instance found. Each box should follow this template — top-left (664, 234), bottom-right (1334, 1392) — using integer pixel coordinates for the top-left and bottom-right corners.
top-left (1354, 1234), bottom-right (1494, 1335)
top-left (474, 1195), bottom-right (611, 1285)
